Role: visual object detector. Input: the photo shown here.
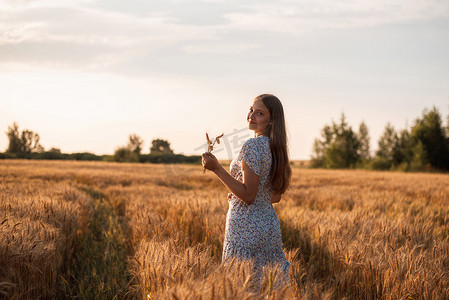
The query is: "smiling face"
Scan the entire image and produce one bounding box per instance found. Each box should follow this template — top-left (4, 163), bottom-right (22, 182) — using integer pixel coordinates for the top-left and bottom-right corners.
top-left (247, 98), bottom-right (272, 137)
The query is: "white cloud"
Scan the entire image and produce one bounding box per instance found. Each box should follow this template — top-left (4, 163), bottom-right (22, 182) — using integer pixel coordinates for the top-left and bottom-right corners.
top-left (0, 4), bottom-right (218, 68)
top-left (0, 0), bottom-right (94, 9)
top-left (182, 42), bottom-right (260, 54)
top-left (224, 0), bottom-right (449, 35)
top-left (1, 0), bottom-right (448, 71)
top-left (0, 22), bottom-right (45, 44)
top-left (1, 6), bottom-right (205, 45)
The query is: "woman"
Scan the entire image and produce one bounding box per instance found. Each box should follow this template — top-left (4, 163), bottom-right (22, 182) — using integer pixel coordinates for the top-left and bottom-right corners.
top-left (202, 94), bottom-right (292, 290)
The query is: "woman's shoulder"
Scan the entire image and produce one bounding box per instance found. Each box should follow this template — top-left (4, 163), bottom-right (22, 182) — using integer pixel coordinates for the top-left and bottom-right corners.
top-left (243, 136), bottom-right (270, 151)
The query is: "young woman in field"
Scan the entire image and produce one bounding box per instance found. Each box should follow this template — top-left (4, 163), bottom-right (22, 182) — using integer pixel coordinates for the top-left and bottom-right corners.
top-left (202, 94), bottom-right (292, 290)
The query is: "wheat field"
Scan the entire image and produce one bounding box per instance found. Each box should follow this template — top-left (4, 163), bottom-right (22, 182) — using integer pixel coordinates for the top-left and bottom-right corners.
top-left (1, 159), bottom-right (448, 299)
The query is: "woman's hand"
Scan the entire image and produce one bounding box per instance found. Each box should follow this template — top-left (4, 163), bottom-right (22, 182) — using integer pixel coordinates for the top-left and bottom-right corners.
top-left (202, 155), bottom-right (259, 205)
top-left (202, 152), bottom-right (221, 172)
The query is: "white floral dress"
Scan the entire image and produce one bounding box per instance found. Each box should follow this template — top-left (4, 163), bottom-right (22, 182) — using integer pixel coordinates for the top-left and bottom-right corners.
top-left (223, 135), bottom-right (290, 286)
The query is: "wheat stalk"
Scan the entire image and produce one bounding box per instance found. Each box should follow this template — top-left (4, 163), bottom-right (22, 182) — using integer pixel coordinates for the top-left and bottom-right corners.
top-left (202, 132), bottom-right (224, 173)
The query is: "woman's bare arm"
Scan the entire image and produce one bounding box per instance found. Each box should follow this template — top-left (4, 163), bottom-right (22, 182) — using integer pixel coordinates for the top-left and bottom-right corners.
top-left (202, 152), bottom-right (259, 205)
top-left (212, 161), bottom-right (259, 205)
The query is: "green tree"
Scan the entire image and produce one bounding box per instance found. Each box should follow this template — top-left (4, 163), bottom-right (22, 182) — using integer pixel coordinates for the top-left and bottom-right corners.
top-left (150, 139), bottom-right (173, 154)
top-left (6, 122), bottom-right (21, 153)
top-left (6, 122), bottom-right (44, 154)
top-left (127, 134), bottom-right (143, 154)
top-left (410, 107), bottom-right (449, 171)
top-left (48, 147), bottom-right (61, 153)
top-left (409, 140), bottom-right (428, 171)
top-left (113, 146), bottom-right (139, 162)
top-left (311, 139), bottom-right (324, 167)
top-left (446, 112), bottom-right (449, 153)
top-left (376, 123), bottom-right (398, 164)
top-left (311, 113), bottom-right (361, 168)
top-left (393, 128), bottom-right (413, 170)
top-left (357, 121), bottom-right (371, 161)
top-left (311, 125), bottom-right (331, 167)
top-left (446, 112), bottom-right (449, 137)
top-left (21, 129), bottom-right (44, 153)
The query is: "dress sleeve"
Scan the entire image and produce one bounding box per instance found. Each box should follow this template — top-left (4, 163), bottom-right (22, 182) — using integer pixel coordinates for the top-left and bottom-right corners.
top-left (242, 138), bottom-right (261, 177)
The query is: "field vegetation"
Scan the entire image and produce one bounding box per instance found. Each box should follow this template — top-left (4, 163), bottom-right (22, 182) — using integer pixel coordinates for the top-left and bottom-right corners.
top-left (1, 159), bottom-right (448, 299)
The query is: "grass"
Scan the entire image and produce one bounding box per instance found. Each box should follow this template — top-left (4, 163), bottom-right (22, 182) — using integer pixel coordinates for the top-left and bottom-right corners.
top-left (63, 185), bottom-right (131, 299)
top-left (0, 159), bottom-right (448, 299)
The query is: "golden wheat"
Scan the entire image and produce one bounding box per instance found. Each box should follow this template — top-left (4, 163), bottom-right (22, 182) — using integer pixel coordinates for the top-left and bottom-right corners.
top-left (0, 166), bottom-right (86, 298)
top-left (1, 159), bottom-right (448, 299)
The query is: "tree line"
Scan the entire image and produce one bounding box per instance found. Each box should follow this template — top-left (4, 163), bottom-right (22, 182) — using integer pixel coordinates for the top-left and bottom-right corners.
top-left (0, 122), bottom-right (201, 164)
top-left (311, 106), bottom-right (449, 172)
top-left (112, 134), bottom-right (200, 164)
top-left (2, 105), bottom-right (448, 172)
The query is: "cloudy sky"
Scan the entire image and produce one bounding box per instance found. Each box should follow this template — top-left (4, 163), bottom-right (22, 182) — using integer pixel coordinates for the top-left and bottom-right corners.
top-left (1, 0), bottom-right (448, 160)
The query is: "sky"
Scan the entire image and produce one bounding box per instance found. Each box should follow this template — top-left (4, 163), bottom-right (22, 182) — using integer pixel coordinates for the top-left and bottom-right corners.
top-left (0, 0), bottom-right (448, 160)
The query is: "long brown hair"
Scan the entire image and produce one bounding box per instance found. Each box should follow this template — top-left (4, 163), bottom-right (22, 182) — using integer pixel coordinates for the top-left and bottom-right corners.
top-left (256, 94), bottom-right (291, 194)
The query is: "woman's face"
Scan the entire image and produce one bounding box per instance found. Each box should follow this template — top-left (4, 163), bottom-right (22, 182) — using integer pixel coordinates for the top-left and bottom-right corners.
top-left (247, 99), bottom-right (271, 136)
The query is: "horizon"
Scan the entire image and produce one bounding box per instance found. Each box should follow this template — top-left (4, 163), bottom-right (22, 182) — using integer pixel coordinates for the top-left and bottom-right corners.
top-left (1, 0), bottom-right (448, 160)
top-left (2, 102), bottom-right (448, 161)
